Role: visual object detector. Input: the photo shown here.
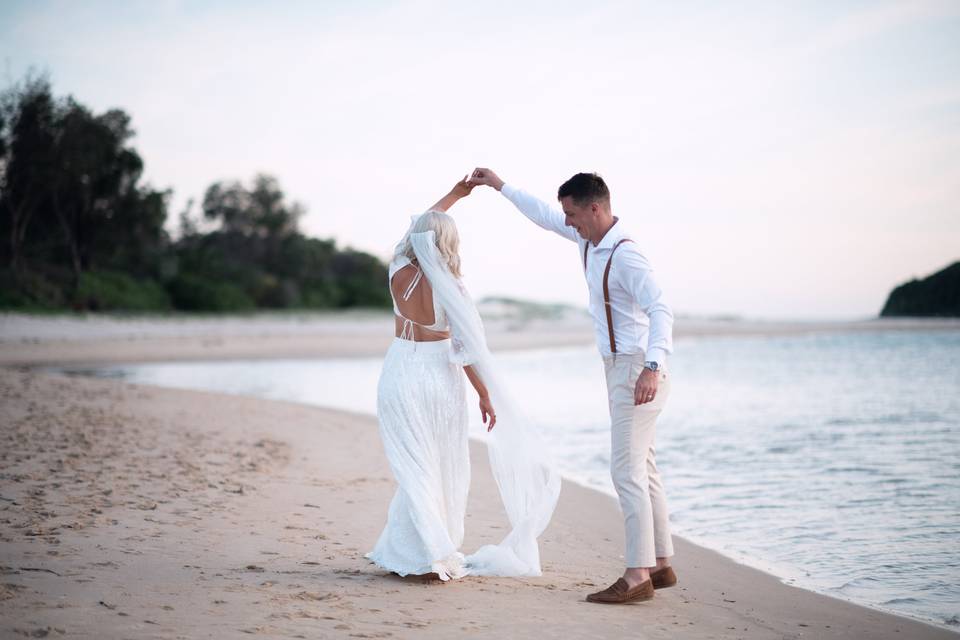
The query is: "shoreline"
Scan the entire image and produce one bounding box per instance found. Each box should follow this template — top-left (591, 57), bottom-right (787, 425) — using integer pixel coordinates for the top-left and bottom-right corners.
top-left (2, 368), bottom-right (956, 638)
top-left (2, 312), bottom-right (958, 368)
top-left (25, 358), bottom-right (960, 632)
top-left (535, 470), bottom-right (954, 631)
top-left (2, 318), bottom-right (958, 637)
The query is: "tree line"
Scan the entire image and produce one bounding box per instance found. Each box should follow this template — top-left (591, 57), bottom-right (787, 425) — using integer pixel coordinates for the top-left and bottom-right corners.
top-left (0, 74), bottom-right (390, 312)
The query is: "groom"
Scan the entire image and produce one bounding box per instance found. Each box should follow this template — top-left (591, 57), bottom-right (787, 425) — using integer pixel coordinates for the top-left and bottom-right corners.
top-left (469, 168), bottom-right (677, 604)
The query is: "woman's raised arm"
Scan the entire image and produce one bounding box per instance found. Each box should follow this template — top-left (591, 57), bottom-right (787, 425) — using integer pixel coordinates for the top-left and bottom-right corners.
top-left (428, 175), bottom-right (475, 213)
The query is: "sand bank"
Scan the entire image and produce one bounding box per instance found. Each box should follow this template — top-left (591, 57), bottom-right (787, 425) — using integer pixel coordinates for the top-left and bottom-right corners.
top-left (3, 311), bottom-right (957, 367)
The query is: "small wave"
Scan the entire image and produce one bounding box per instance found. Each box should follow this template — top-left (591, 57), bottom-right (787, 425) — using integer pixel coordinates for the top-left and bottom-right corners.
top-left (821, 466), bottom-right (883, 475)
top-left (877, 412), bottom-right (944, 425)
top-left (826, 417), bottom-right (858, 426)
top-left (882, 597), bottom-right (921, 605)
top-left (832, 576), bottom-right (883, 591)
top-left (841, 497), bottom-right (884, 506)
top-left (767, 445), bottom-right (800, 454)
top-left (826, 411), bottom-right (945, 427)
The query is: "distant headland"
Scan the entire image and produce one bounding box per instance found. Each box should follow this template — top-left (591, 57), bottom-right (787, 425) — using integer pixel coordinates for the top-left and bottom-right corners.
top-left (881, 262), bottom-right (960, 317)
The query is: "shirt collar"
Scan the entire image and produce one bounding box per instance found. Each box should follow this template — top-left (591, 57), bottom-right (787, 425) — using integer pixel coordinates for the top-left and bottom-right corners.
top-left (593, 216), bottom-right (630, 250)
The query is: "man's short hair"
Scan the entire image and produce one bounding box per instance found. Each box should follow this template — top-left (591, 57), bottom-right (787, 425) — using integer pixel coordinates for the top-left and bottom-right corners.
top-left (557, 172), bottom-right (610, 206)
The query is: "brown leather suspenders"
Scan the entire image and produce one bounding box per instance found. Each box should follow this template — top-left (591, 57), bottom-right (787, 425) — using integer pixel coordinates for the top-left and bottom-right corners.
top-left (583, 238), bottom-right (634, 353)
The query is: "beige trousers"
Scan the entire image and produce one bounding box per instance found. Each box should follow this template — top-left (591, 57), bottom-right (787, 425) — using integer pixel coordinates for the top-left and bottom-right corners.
top-left (602, 353), bottom-right (674, 568)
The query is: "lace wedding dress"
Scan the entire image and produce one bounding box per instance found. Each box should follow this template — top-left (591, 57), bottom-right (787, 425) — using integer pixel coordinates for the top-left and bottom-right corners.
top-left (366, 254), bottom-right (472, 579)
top-left (365, 213), bottom-right (561, 581)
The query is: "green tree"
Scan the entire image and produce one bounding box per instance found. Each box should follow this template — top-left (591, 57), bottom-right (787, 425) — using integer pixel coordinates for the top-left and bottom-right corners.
top-left (0, 73), bottom-right (171, 309)
top-left (0, 73), bottom-right (390, 313)
top-left (0, 74), bottom-right (57, 279)
top-left (202, 174), bottom-right (302, 239)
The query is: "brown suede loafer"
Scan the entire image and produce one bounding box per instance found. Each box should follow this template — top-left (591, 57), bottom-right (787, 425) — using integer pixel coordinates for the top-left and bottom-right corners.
top-left (651, 566), bottom-right (677, 589)
top-left (418, 572), bottom-right (443, 582)
top-left (585, 578), bottom-right (655, 604)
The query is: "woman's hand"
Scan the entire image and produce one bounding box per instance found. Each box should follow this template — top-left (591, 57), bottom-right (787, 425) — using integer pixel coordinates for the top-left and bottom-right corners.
top-left (479, 394), bottom-right (496, 431)
top-left (428, 175), bottom-right (475, 212)
top-left (450, 174), bottom-right (475, 199)
top-left (468, 167), bottom-right (504, 191)
top-left (463, 365), bottom-right (494, 430)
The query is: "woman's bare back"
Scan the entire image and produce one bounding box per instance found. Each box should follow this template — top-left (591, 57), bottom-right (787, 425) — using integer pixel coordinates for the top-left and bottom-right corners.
top-left (391, 263), bottom-right (450, 341)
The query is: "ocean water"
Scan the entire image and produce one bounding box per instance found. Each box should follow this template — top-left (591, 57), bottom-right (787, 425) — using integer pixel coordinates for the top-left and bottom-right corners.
top-left (57, 330), bottom-right (960, 630)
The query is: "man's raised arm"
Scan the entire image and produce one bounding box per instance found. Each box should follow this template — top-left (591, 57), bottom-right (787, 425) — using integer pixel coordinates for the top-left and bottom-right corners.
top-left (469, 167), bottom-right (579, 243)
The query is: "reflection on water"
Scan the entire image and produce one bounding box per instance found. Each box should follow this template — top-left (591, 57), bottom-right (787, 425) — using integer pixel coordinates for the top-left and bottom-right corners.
top-left (58, 330), bottom-right (960, 629)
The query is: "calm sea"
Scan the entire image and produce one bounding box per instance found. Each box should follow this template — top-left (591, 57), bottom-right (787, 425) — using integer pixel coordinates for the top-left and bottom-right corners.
top-left (58, 330), bottom-right (960, 630)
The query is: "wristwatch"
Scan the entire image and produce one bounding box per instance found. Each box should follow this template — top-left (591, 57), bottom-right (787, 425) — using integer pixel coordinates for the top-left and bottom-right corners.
top-left (643, 361), bottom-right (660, 372)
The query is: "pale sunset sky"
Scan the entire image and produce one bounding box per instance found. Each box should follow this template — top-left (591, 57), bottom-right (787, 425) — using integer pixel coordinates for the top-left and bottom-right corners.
top-left (2, 0), bottom-right (958, 319)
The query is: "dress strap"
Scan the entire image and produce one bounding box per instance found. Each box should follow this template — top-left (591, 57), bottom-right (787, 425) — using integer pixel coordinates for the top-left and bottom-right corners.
top-left (397, 266), bottom-right (424, 343)
top-left (402, 267), bottom-right (423, 301)
top-left (400, 317), bottom-right (415, 341)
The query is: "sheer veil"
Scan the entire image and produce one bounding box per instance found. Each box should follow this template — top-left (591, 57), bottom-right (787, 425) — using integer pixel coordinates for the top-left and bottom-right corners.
top-left (403, 218), bottom-right (561, 577)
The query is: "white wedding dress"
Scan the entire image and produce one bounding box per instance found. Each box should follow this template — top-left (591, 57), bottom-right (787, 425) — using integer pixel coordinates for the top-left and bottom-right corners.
top-left (365, 214), bottom-right (561, 581)
top-left (366, 254), bottom-right (472, 579)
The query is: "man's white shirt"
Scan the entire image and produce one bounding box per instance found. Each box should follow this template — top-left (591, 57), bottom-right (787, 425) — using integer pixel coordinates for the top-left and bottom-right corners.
top-left (500, 183), bottom-right (673, 366)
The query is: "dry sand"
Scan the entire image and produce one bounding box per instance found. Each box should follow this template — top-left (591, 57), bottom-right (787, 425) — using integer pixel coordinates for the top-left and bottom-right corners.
top-left (2, 314), bottom-right (958, 638)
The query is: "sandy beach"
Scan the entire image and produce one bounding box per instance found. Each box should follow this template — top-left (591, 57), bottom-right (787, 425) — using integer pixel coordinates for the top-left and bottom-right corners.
top-left (2, 313), bottom-right (957, 639)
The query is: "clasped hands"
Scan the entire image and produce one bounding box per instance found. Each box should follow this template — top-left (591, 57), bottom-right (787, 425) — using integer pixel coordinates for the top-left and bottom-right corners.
top-left (449, 168), bottom-right (505, 200)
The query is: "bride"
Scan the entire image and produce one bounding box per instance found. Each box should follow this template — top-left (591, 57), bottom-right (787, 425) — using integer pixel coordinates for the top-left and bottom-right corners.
top-left (366, 177), bottom-right (561, 581)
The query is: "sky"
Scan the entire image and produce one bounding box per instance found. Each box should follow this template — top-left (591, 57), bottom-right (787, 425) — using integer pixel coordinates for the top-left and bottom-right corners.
top-left (2, 0), bottom-right (958, 319)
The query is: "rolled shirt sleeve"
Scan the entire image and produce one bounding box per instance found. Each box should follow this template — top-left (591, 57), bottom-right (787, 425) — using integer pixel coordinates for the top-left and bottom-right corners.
top-left (501, 184), bottom-right (579, 243)
top-left (613, 248), bottom-right (674, 366)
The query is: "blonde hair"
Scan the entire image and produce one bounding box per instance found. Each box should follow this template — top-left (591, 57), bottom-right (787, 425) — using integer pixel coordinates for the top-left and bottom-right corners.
top-left (399, 210), bottom-right (462, 278)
